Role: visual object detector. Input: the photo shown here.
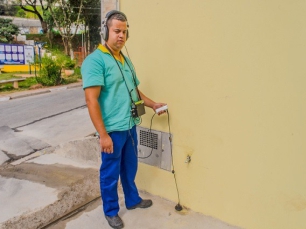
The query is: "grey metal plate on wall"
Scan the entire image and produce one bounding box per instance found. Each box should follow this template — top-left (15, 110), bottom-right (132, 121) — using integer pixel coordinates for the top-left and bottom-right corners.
top-left (136, 126), bottom-right (172, 172)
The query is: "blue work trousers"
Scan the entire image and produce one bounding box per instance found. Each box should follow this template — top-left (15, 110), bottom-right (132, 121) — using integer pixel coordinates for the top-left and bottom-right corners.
top-left (100, 126), bottom-right (142, 216)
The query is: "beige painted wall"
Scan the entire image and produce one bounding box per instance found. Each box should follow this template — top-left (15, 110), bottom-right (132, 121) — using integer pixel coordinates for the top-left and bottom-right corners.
top-left (120, 1), bottom-right (306, 228)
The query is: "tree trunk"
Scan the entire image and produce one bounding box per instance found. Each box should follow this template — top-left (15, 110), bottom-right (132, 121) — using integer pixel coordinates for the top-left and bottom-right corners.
top-left (87, 28), bottom-right (90, 53)
top-left (62, 37), bottom-right (69, 55)
top-left (84, 24), bottom-right (87, 57)
top-left (41, 21), bottom-right (48, 34)
top-left (69, 40), bottom-right (74, 60)
top-left (47, 31), bottom-right (53, 49)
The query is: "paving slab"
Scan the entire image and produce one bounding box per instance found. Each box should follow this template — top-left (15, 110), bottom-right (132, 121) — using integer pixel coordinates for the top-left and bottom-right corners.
top-left (0, 126), bottom-right (50, 161)
top-left (49, 189), bottom-right (241, 229)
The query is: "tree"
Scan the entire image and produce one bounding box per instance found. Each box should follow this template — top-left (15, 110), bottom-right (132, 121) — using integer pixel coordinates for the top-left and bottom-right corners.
top-left (42, 9), bottom-right (56, 48)
top-left (81, 0), bottom-right (101, 54)
top-left (17, 0), bottom-right (49, 33)
top-left (48, 0), bottom-right (84, 58)
top-left (0, 18), bottom-right (19, 43)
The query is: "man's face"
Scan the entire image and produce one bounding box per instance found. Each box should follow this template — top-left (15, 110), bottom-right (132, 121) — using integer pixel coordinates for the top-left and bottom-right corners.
top-left (106, 19), bottom-right (128, 52)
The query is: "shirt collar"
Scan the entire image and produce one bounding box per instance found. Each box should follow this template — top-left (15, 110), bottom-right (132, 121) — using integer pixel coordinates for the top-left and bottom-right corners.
top-left (97, 44), bottom-right (124, 64)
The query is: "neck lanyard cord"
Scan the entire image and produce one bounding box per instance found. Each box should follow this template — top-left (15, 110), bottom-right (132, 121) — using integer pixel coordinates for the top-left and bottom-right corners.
top-left (105, 44), bottom-right (136, 104)
top-left (121, 54), bottom-right (142, 101)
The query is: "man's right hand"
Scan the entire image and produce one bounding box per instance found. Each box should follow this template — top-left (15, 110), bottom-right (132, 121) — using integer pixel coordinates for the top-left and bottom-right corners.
top-left (100, 134), bottom-right (114, 154)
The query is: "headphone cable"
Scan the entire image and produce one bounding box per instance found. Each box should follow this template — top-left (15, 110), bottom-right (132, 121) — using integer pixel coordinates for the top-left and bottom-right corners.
top-left (137, 113), bottom-right (155, 159)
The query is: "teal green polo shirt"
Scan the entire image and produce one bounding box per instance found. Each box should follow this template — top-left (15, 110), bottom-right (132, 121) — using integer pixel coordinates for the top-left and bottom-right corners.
top-left (81, 44), bottom-right (140, 133)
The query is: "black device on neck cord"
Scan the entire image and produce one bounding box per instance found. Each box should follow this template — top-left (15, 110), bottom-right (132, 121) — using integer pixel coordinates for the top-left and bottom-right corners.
top-left (104, 44), bottom-right (145, 118)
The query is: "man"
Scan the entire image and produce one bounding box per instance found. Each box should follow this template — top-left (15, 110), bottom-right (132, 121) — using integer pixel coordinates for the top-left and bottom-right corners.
top-left (81, 10), bottom-right (166, 229)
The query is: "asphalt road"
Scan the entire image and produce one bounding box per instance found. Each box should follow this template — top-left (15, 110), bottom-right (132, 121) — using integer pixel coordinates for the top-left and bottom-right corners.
top-left (0, 87), bottom-right (87, 129)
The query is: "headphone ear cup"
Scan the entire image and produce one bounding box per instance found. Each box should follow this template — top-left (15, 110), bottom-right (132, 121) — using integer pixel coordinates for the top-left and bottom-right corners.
top-left (101, 22), bottom-right (108, 41)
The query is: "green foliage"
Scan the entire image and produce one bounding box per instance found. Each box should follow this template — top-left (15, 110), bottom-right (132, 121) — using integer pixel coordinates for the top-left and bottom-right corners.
top-left (26, 34), bottom-right (47, 41)
top-left (14, 5), bottom-right (43, 19)
top-left (24, 5), bottom-right (42, 19)
top-left (74, 66), bottom-right (82, 79)
top-left (18, 77), bottom-right (38, 88)
top-left (64, 58), bottom-right (76, 69)
top-left (61, 75), bottom-right (78, 84)
top-left (37, 56), bottom-right (62, 86)
top-left (0, 18), bottom-right (19, 43)
top-left (35, 50), bottom-right (79, 86)
top-left (15, 8), bottom-right (26, 17)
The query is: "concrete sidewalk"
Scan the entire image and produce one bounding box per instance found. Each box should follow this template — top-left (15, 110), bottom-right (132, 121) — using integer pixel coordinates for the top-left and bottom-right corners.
top-left (0, 137), bottom-right (241, 229)
top-left (49, 189), bottom-right (240, 229)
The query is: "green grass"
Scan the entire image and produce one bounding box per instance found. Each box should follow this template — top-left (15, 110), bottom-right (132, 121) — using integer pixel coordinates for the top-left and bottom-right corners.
top-left (19, 77), bottom-right (38, 88)
top-left (62, 77), bottom-right (78, 85)
top-left (58, 67), bottom-right (82, 85)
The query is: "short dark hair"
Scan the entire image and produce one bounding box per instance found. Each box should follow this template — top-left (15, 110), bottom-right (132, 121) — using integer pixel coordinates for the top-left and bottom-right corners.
top-left (107, 13), bottom-right (127, 28)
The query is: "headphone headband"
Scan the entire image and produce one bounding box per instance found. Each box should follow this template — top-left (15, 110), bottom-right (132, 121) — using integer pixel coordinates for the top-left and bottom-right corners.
top-left (101, 10), bottom-right (129, 41)
top-left (106, 10), bottom-right (128, 21)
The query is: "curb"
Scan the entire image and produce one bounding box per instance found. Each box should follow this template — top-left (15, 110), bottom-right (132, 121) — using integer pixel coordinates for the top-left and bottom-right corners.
top-left (0, 97), bottom-right (10, 102)
top-left (49, 86), bottom-right (68, 92)
top-left (0, 82), bottom-right (82, 101)
top-left (10, 89), bottom-right (51, 100)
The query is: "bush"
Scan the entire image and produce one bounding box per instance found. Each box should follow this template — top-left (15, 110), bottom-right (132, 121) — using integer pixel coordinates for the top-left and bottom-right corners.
top-left (36, 56), bottom-right (62, 86)
top-left (63, 58), bottom-right (76, 69)
top-left (74, 66), bottom-right (82, 79)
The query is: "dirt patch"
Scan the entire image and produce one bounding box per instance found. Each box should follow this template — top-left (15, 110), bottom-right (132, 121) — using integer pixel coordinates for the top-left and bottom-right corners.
top-left (29, 84), bottom-right (43, 90)
top-left (0, 163), bottom-right (94, 189)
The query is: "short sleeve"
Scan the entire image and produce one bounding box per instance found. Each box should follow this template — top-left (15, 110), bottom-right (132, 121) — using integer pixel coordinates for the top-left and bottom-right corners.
top-left (81, 51), bottom-right (105, 89)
